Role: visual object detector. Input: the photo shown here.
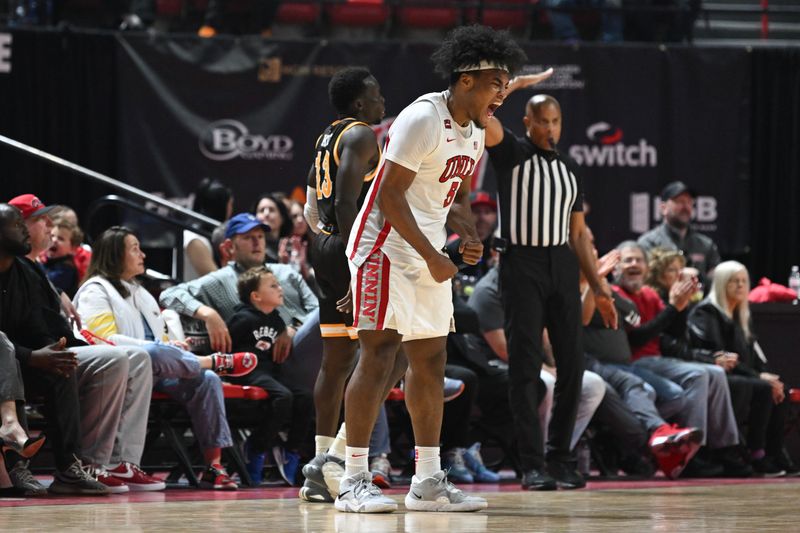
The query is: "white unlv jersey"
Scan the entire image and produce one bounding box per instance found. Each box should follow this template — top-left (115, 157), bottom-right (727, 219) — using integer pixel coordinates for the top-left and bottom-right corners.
top-left (347, 91), bottom-right (485, 268)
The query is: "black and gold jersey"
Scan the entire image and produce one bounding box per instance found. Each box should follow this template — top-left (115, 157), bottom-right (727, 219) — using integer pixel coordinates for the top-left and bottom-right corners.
top-left (312, 117), bottom-right (380, 231)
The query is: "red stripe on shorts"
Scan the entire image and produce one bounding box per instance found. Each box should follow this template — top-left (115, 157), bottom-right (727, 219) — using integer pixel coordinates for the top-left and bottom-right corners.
top-left (353, 263), bottom-right (364, 328)
top-left (376, 253), bottom-right (391, 330)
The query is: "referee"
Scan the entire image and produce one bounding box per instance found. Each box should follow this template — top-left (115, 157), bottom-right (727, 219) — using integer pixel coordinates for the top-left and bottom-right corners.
top-left (486, 91), bottom-right (617, 490)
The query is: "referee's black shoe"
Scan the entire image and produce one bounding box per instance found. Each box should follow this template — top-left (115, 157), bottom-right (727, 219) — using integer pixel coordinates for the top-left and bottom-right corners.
top-left (521, 468), bottom-right (557, 491)
top-left (547, 460), bottom-right (586, 490)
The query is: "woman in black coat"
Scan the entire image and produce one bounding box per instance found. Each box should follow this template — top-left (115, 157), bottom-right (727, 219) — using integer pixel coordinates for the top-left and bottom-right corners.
top-left (687, 260), bottom-right (794, 476)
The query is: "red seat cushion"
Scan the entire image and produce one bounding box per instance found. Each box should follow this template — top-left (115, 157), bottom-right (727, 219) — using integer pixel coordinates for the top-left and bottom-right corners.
top-left (466, 0), bottom-right (530, 29)
top-left (327, 1), bottom-right (390, 27)
top-left (396, 5), bottom-right (460, 28)
top-left (242, 385), bottom-right (269, 401)
top-left (152, 383), bottom-right (268, 401)
top-left (276, 2), bottom-right (321, 24)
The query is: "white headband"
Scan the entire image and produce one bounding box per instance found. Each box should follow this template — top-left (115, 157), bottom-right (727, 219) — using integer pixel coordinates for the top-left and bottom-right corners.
top-left (453, 60), bottom-right (509, 73)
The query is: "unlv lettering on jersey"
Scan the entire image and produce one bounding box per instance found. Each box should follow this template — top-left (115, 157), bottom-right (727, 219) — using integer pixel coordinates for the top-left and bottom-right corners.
top-left (438, 155), bottom-right (476, 183)
top-left (360, 253), bottom-right (382, 319)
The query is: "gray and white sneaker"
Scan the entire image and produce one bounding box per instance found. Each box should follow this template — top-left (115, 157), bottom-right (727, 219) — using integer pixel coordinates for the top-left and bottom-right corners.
top-left (334, 472), bottom-right (397, 513)
top-left (322, 454), bottom-right (346, 497)
top-left (49, 456), bottom-right (110, 495)
top-left (405, 470), bottom-right (488, 512)
top-left (8, 460), bottom-right (47, 496)
top-left (299, 453), bottom-right (341, 503)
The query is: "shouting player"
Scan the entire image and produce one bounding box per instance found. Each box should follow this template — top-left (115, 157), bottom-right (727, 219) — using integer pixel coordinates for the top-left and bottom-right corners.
top-left (300, 68), bottom-right (409, 502)
top-left (338, 26), bottom-right (536, 513)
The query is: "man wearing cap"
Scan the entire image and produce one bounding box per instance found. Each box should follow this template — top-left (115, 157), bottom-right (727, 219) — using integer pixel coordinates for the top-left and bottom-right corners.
top-left (638, 181), bottom-right (721, 287)
top-left (160, 213), bottom-right (319, 354)
top-left (8, 194), bottom-right (170, 492)
top-left (8, 194), bottom-right (84, 328)
top-left (159, 213), bottom-right (318, 482)
top-left (446, 190), bottom-right (498, 283)
top-left (1, 200), bottom-right (157, 494)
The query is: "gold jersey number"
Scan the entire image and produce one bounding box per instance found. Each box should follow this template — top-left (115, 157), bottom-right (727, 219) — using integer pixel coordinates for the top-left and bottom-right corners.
top-left (315, 150), bottom-right (333, 200)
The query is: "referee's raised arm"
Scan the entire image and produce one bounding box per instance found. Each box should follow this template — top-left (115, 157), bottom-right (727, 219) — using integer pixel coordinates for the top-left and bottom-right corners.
top-left (486, 69), bottom-right (553, 148)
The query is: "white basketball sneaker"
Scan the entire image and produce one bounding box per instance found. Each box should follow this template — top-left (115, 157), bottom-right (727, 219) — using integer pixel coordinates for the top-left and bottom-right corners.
top-left (334, 472), bottom-right (398, 513)
top-left (405, 470), bottom-right (488, 512)
top-left (322, 455), bottom-right (346, 497)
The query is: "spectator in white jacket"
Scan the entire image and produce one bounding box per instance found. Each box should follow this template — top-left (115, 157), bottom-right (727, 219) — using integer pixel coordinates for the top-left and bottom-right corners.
top-left (75, 226), bottom-right (257, 490)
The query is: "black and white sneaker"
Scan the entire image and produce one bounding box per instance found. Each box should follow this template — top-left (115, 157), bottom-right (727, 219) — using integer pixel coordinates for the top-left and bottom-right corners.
top-left (49, 456), bottom-right (110, 495)
top-left (299, 453), bottom-right (339, 503)
top-left (8, 460), bottom-right (47, 496)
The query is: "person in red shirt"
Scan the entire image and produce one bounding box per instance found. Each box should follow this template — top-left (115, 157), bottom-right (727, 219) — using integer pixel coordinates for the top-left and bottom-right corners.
top-left (612, 241), bottom-right (751, 477)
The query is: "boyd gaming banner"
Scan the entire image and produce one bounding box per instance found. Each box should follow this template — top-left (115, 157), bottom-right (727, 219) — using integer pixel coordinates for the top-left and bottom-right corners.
top-left (116, 35), bottom-right (446, 209)
top-left (116, 35), bottom-right (750, 254)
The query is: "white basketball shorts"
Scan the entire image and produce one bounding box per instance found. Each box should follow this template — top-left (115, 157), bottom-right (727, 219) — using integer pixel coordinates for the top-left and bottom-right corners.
top-left (349, 249), bottom-right (454, 341)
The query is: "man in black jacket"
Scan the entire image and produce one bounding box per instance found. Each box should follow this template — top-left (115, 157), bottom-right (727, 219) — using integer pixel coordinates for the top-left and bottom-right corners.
top-left (0, 204), bottom-right (152, 494)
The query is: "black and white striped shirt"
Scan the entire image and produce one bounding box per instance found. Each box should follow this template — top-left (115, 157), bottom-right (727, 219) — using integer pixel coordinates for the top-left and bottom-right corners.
top-left (488, 129), bottom-right (583, 247)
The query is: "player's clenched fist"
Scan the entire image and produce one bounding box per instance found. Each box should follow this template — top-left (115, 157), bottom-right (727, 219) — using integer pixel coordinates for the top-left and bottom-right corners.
top-left (426, 253), bottom-right (459, 283)
top-left (459, 238), bottom-right (484, 266)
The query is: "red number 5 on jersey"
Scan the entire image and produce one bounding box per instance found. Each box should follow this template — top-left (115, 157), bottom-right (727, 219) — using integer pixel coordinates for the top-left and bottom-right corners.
top-left (443, 181), bottom-right (460, 208)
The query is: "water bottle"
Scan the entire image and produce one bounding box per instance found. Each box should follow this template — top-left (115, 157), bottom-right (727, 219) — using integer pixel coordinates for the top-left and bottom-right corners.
top-left (789, 265), bottom-right (800, 300)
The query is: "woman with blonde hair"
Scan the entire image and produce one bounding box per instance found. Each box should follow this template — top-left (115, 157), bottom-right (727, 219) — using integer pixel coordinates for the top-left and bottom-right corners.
top-left (687, 260), bottom-right (796, 476)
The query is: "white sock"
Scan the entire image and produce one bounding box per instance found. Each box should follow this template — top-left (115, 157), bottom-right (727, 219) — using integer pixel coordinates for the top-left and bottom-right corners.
top-left (315, 435), bottom-right (335, 456)
top-left (328, 423), bottom-right (347, 460)
top-left (414, 446), bottom-right (441, 480)
top-left (345, 446), bottom-right (370, 478)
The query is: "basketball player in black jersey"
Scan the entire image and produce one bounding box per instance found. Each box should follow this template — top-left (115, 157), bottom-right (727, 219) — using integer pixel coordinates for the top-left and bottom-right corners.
top-left (300, 67), bottom-right (408, 502)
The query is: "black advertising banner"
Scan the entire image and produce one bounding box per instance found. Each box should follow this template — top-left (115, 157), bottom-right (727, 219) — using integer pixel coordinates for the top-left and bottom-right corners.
top-left (116, 35), bottom-right (750, 253)
top-left (116, 35), bottom-right (447, 208)
top-left (484, 45), bottom-right (751, 254)
top-left (0, 29), bottom-right (750, 257)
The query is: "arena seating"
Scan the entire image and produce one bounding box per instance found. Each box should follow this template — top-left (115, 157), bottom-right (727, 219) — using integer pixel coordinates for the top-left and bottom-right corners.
top-left (146, 383), bottom-right (269, 487)
top-left (466, 0), bottom-right (533, 30)
top-left (395, 1), bottom-right (463, 30)
top-left (326, 0), bottom-right (391, 28)
top-left (276, 1), bottom-right (323, 25)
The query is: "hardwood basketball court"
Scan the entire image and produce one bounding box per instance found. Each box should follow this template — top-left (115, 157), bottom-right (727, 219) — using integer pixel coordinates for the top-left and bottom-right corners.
top-left (2, 478), bottom-right (797, 531)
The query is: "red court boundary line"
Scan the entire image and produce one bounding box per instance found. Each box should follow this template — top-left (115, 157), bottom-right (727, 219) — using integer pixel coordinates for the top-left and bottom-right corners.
top-left (2, 477), bottom-right (799, 508)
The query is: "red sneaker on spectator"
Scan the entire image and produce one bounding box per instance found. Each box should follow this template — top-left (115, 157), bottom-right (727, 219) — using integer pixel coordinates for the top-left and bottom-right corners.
top-left (199, 464), bottom-right (238, 490)
top-left (108, 462), bottom-right (166, 491)
top-left (649, 424), bottom-right (703, 457)
top-left (91, 467), bottom-right (130, 494)
top-left (211, 352), bottom-right (257, 377)
top-left (655, 449), bottom-right (690, 480)
top-left (649, 424), bottom-right (703, 479)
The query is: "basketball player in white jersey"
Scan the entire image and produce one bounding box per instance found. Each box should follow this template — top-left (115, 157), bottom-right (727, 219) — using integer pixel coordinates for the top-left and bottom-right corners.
top-left (335, 26), bottom-right (548, 513)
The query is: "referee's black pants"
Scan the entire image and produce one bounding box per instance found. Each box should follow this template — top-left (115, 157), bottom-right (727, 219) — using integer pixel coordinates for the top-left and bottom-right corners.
top-left (499, 245), bottom-right (584, 470)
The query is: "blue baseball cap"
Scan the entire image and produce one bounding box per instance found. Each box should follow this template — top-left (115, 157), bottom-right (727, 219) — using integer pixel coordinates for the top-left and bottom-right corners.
top-left (225, 213), bottom-right (271, 239)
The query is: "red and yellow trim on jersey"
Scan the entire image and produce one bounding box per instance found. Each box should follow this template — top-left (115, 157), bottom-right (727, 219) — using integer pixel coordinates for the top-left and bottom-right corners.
top-left (320, 323), bottom-right (359, 340)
